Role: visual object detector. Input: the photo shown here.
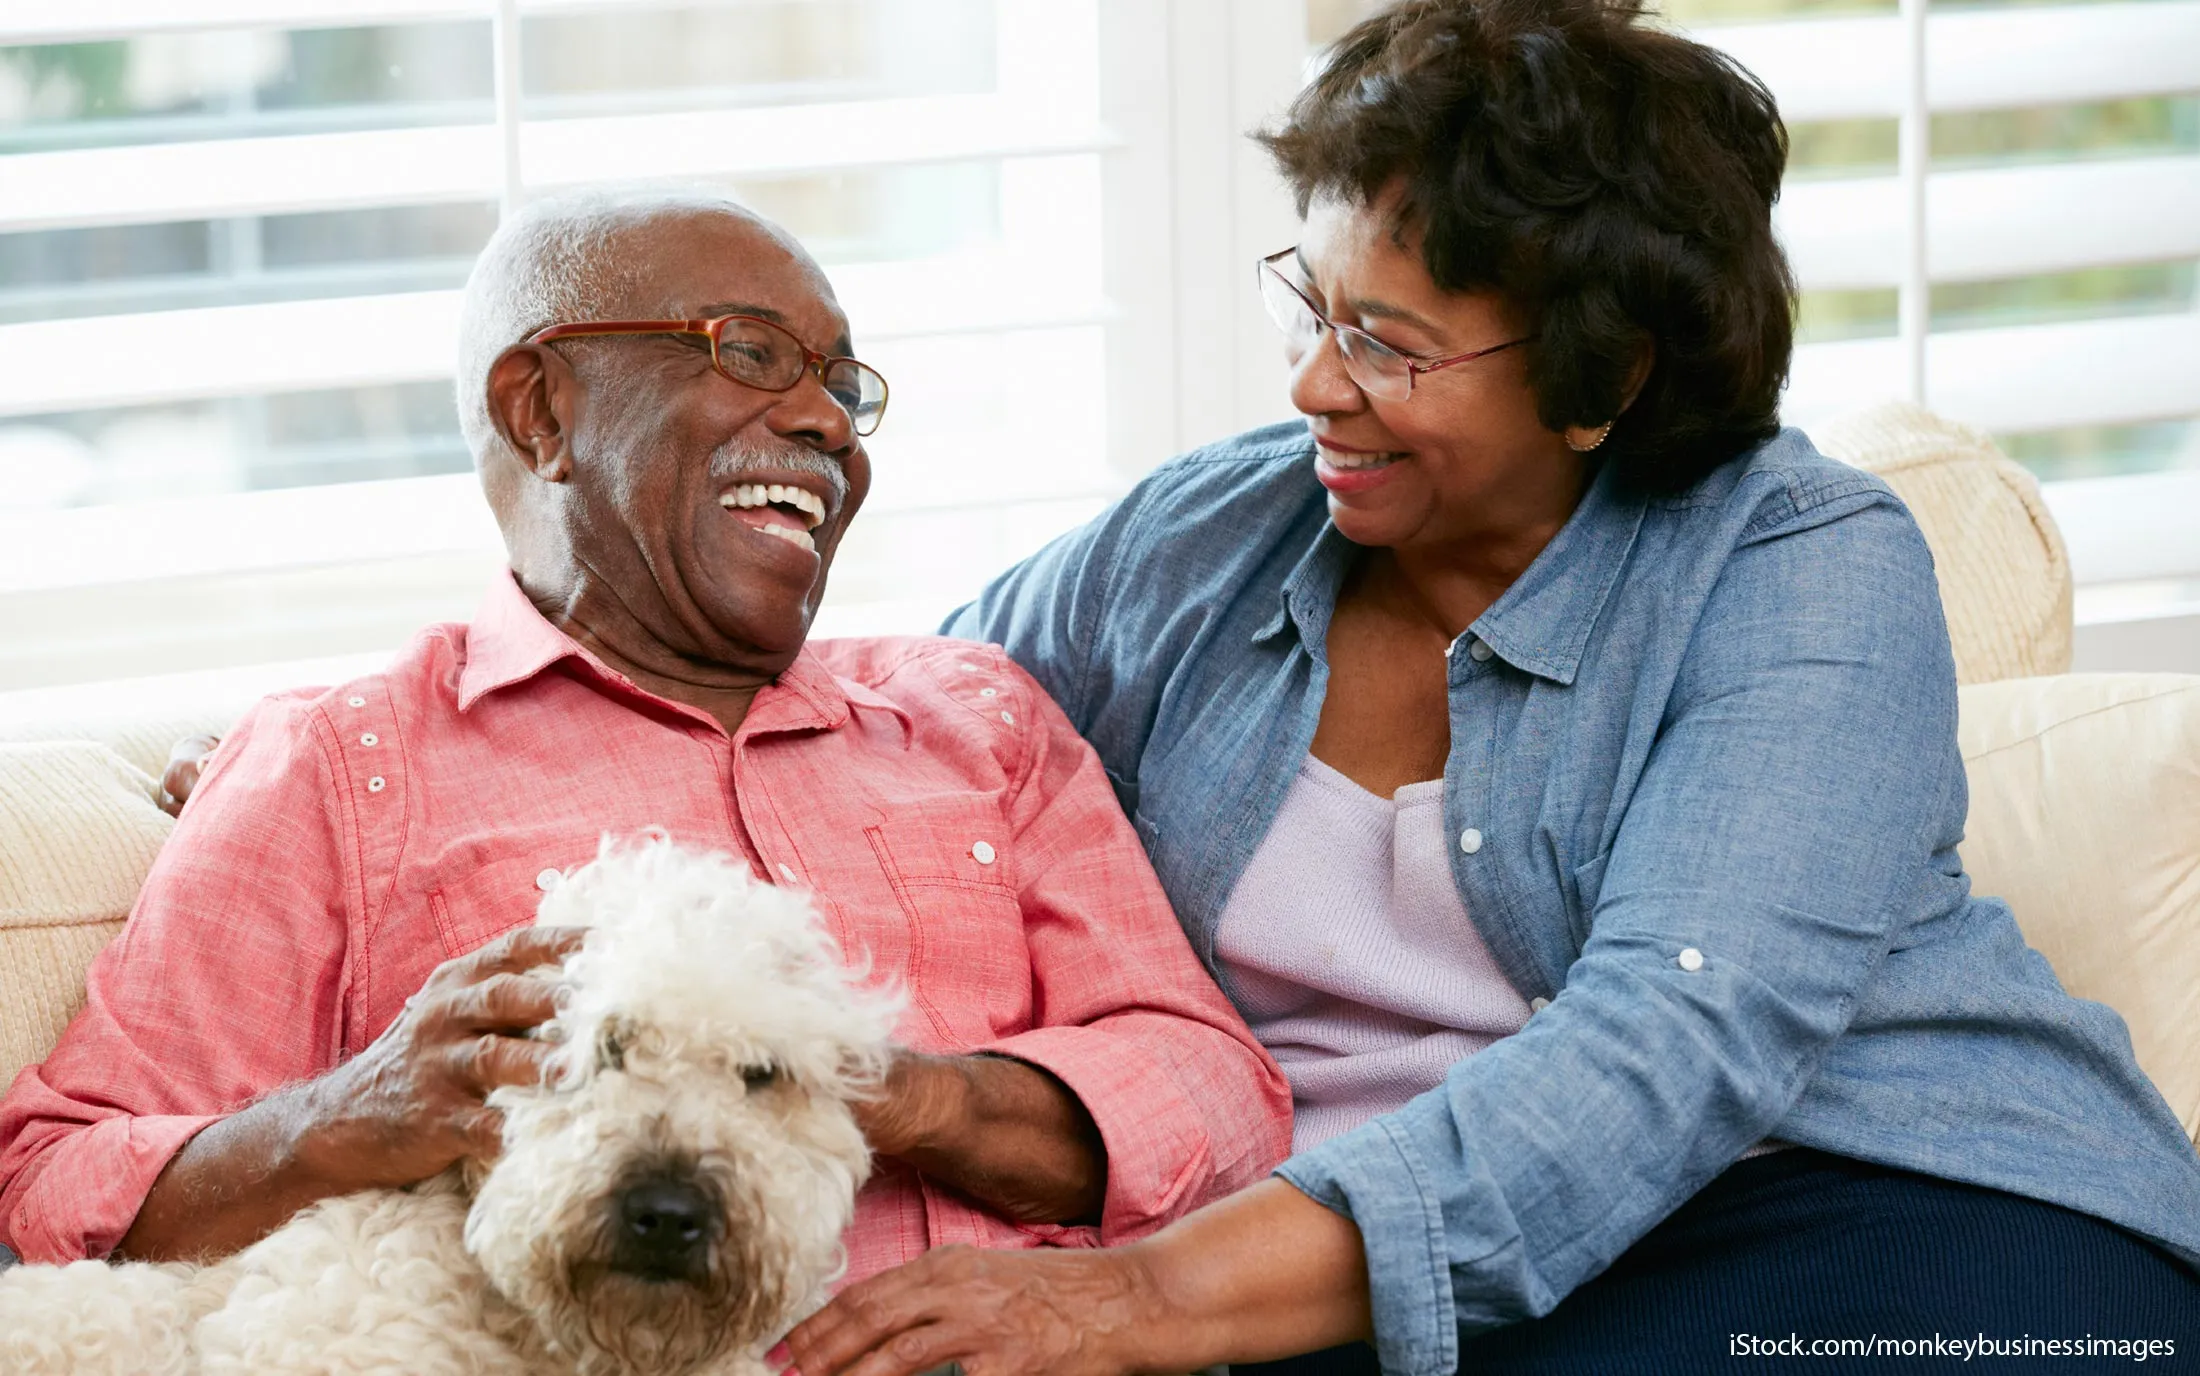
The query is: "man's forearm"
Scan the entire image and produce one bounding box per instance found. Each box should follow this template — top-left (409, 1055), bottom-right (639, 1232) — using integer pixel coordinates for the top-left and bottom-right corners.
top-left (115, 1082), bottom-right (350, 1263)
top-left (861, 1053), bottom-right (1106, 1225)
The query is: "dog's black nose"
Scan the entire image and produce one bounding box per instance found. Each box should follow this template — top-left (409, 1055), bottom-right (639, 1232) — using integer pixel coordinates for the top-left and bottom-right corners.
top-left (611, 1177), bottom-right (713, 1281)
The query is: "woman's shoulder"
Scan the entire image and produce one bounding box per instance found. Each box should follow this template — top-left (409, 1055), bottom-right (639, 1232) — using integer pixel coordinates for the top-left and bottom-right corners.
top-left (1671, 427), bottom-right (1906, 543)
top-left (1113, 419), bottom-right (1321, 537)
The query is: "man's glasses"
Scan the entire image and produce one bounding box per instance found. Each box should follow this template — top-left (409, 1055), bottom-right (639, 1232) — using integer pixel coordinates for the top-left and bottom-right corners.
top-left (528, 314), bottom-right (890, 436)
top-left (1257, 248), bottom-right (1532, 402)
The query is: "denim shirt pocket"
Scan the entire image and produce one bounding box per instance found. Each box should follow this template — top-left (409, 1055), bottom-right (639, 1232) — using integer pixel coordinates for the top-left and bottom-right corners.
top-left (1567, 847), bottom-right (1613, 946)
top-left (864, 799), bottom-right (1031, 1051)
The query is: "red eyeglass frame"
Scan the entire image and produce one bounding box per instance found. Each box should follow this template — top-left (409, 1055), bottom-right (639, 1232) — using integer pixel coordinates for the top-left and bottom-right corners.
top-left (526, 314), bottom-right (890, 435)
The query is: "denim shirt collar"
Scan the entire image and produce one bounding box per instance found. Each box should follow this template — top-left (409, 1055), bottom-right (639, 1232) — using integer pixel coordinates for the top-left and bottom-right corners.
top-left (1251, 459), bottom-right (1647, 686)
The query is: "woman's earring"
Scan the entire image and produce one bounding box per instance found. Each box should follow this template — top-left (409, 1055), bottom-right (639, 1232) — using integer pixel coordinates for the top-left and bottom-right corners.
top-left (1565, 420), bottom-right (1615, 453)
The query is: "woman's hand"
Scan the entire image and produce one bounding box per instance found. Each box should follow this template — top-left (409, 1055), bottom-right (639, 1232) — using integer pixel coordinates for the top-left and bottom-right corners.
top-left (158, 733), bottom-right (220, 816)
top-left (782, 1245), bottom-right (1171, 1376)
top-left (782, 1179), bottom-right (1373, 1376)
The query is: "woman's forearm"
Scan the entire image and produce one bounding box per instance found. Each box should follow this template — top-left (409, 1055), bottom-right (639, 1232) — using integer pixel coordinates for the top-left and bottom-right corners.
top-left (860, 1052), bottom-right (1107, 1225)
top-left (782, 1174), bottom-right (1373, 1376)
top-left (1121, 1177), bottom-right (1373, 1370)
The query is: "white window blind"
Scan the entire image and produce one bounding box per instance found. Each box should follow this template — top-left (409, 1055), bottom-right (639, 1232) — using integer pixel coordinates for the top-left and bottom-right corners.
top-left (1301, 0), bottom-right (2200, 666)
top-left (0, 0), bottom-right (1130, 693)
top-left (3, 0), bottom-right (2194, 700)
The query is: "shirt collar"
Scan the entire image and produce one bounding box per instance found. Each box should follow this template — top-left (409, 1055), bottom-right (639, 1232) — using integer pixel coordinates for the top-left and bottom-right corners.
top-left (1249, 461), bottom-right (1646, 687)
top-left (1471, 462), bottom-right (1646, 686)
top-left (455, 571), bottom-right (908, 734)
top-left (1252, 522), bottom-right (1357, 662)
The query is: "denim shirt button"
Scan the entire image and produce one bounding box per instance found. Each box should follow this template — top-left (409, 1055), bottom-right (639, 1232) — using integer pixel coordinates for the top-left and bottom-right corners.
top-left (1468, 639), bottom-right (1494, 662)
top-left (1678, 947), bottom-right (1705, 972)
top-left (1459, 827), bottom-right (1484, 854)
top-left (1529, 996), bottom-right (1551, 1013)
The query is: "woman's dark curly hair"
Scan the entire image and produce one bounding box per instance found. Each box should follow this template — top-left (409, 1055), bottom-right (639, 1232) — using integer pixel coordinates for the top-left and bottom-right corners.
top-left (1259, 0), bottom-right (1794, 493)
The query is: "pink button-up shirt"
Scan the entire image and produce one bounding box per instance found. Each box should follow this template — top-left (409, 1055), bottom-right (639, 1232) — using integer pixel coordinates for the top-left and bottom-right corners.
top-left (0, 574), bottom-right (1290, 1269)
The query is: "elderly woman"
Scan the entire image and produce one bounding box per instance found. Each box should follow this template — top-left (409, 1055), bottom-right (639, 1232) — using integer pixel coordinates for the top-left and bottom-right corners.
top-left (785, 1), bottom-right (2200, 1372)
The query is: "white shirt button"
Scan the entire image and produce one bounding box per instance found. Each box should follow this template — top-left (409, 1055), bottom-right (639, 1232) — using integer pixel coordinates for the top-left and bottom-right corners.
top-left (971, 840), bottom-right (997, 865)
top-left (1459, 827), bottom-right (1484, 855)
top-left (347, 695), bottom-right (367, 708)
top-left (1529, 996), bottom-right (1551, 1013)
top-left (366, 776), bottom-right (386, 793)
top-left (777, 863), bottom-right (799, 884)
top-left (1469, 639), bottom-right (1494, 662)
top-left (999, 710), bottom-right (1015, 725)
top-left (359, 732), bottom-right (378, 747)
top-left (536, 868), bottom-right (563, 892)
top-left (979, 687), bottom-right (998, 698)
top-left (1678, 947), bottom-right (1705, 972)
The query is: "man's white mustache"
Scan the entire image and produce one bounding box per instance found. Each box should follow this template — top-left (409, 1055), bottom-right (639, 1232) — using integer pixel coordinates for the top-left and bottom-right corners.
top-left (712, 446), bottom-right (847, 510)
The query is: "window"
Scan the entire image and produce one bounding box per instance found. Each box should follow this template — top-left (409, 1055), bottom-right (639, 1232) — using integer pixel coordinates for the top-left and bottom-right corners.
top-left (1304, 0), bottom-right (2200, 666)
top-left (2, 0), bottom-right (2194, 704)
top-left (0, 0), bottom-right (1118, 694)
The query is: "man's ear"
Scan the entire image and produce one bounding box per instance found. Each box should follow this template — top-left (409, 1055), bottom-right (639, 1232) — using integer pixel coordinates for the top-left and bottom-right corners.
top-left (486, 343), bottom-right (578, 482)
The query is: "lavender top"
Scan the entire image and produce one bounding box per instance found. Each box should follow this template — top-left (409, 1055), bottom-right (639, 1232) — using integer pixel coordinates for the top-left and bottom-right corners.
top-left (1214, 754), bottom-right (1531, 1152)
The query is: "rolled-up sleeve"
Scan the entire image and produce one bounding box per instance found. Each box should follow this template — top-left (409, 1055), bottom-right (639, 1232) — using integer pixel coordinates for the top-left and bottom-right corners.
top-left (0, 695), bottom-right (352, 1262)
top-left (1280, 493), bottom-right (1962, 1375)
top-left (979, 658), bottom-right (1292, 1243)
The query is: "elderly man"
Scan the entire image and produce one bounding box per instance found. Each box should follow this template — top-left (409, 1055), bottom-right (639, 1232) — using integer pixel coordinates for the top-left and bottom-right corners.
top-left (0, 188), bottom-right (1290, 1270)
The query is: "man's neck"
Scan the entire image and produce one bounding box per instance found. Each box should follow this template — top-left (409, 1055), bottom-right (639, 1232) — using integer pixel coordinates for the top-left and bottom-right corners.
top-left (523, 582), bottom-right (780, 739)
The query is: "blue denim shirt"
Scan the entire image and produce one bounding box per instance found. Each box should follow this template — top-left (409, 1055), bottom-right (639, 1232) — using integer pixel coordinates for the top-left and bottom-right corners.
top-left (946, 421), bottom-right (2200, 1375)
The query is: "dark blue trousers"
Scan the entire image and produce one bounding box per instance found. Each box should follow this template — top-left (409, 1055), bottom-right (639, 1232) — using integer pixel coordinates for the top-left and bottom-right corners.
top-left (1237, 1148), bottom-right (2199, 1375)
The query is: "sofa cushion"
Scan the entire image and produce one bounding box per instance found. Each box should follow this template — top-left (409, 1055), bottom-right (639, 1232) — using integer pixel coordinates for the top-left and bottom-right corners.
top-left (1957, 673), bottom-right (2200, 1142)
top-left (1816, 402), bottom-right (2073, 685)
top-left (0, 743), bottom-right (172, 1094)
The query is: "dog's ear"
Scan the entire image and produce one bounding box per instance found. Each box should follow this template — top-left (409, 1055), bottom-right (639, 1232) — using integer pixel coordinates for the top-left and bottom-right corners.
top-left (596, 1015), bottom-right (634, 1071)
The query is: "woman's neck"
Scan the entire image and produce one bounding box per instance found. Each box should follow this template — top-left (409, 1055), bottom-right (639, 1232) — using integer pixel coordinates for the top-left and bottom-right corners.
top-left (1367, 462), bottom-right (1594, 640)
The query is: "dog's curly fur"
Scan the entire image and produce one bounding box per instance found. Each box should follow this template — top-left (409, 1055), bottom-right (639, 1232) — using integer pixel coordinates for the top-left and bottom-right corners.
top-left (0, 837), bottom-right (902, 1376)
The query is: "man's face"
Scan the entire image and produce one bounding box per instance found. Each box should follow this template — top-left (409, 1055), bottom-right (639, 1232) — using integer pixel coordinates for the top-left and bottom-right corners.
top-left (550, 212), bottom-right (871, 669)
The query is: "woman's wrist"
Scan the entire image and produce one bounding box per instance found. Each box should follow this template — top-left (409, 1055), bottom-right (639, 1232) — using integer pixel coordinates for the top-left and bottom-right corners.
top-left (1109, 1232), bottom-right (1228, 1374)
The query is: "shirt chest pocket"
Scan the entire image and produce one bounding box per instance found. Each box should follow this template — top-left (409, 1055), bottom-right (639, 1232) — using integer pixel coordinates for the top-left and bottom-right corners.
top-left (426, 851), bottom-right (594, 959)
top-left (863, 801), bottom-right (1030, 1051)
top-left (356, 851), bottom-right (588, 1049)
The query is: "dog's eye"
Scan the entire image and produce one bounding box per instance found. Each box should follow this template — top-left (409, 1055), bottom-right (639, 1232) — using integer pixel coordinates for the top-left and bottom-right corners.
top-left (597, 1028), bottom-right (625, 1071)
top-left (741, 1064), bottom-right (779, 1090)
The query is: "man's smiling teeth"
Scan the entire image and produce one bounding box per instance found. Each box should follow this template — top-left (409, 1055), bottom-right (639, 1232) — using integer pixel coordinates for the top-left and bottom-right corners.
top-left (719, 483), bottom-right (826, 529)
top-left (754, 523), bottom-right (816, 553)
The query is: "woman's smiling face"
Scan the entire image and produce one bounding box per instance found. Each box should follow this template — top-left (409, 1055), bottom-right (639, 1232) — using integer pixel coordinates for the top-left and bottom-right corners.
top-left (1285, 188), bottom-right (1587, 554)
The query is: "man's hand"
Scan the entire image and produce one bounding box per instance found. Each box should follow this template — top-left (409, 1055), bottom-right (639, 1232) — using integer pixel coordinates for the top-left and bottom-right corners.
top-left (119, 924), bottom-right (587, 1262)
top-left (854, 1053), bottom-right (1108, 1228)
top-left (295, 925), bottom-right (587, 1188)
top-left (157, 733), bottom-right (220, 817)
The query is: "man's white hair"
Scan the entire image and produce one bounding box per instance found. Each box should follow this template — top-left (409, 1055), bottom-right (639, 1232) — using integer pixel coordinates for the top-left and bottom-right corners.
top-left (454, 184), bottom-right (761, 463)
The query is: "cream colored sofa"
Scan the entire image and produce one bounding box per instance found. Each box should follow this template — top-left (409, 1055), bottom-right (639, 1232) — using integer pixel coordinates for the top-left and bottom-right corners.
top-left (1, 404), bottom-right (2195, 1152)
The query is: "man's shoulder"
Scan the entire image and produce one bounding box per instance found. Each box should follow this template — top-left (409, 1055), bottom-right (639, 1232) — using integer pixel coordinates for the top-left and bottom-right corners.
top-left (225, 622), bottom-right (471, 749)
top-left (806, 634), bottom-right (1026, 703)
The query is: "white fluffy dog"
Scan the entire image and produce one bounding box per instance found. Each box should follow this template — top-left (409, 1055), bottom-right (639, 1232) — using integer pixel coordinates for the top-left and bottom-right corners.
top-left (0, 837), bottom-right (901, 1376)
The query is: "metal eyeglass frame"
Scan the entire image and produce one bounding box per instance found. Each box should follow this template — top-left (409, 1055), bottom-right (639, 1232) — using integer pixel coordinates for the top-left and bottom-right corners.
top-left (1257, 248), bottom-right (1532, 401)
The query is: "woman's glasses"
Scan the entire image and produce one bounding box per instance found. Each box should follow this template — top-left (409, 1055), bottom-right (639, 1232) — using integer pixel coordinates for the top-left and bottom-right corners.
top-left (1257, 248), bottom-right (1531, 402)
top-left (528, 314), bottom-right (890, 436)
